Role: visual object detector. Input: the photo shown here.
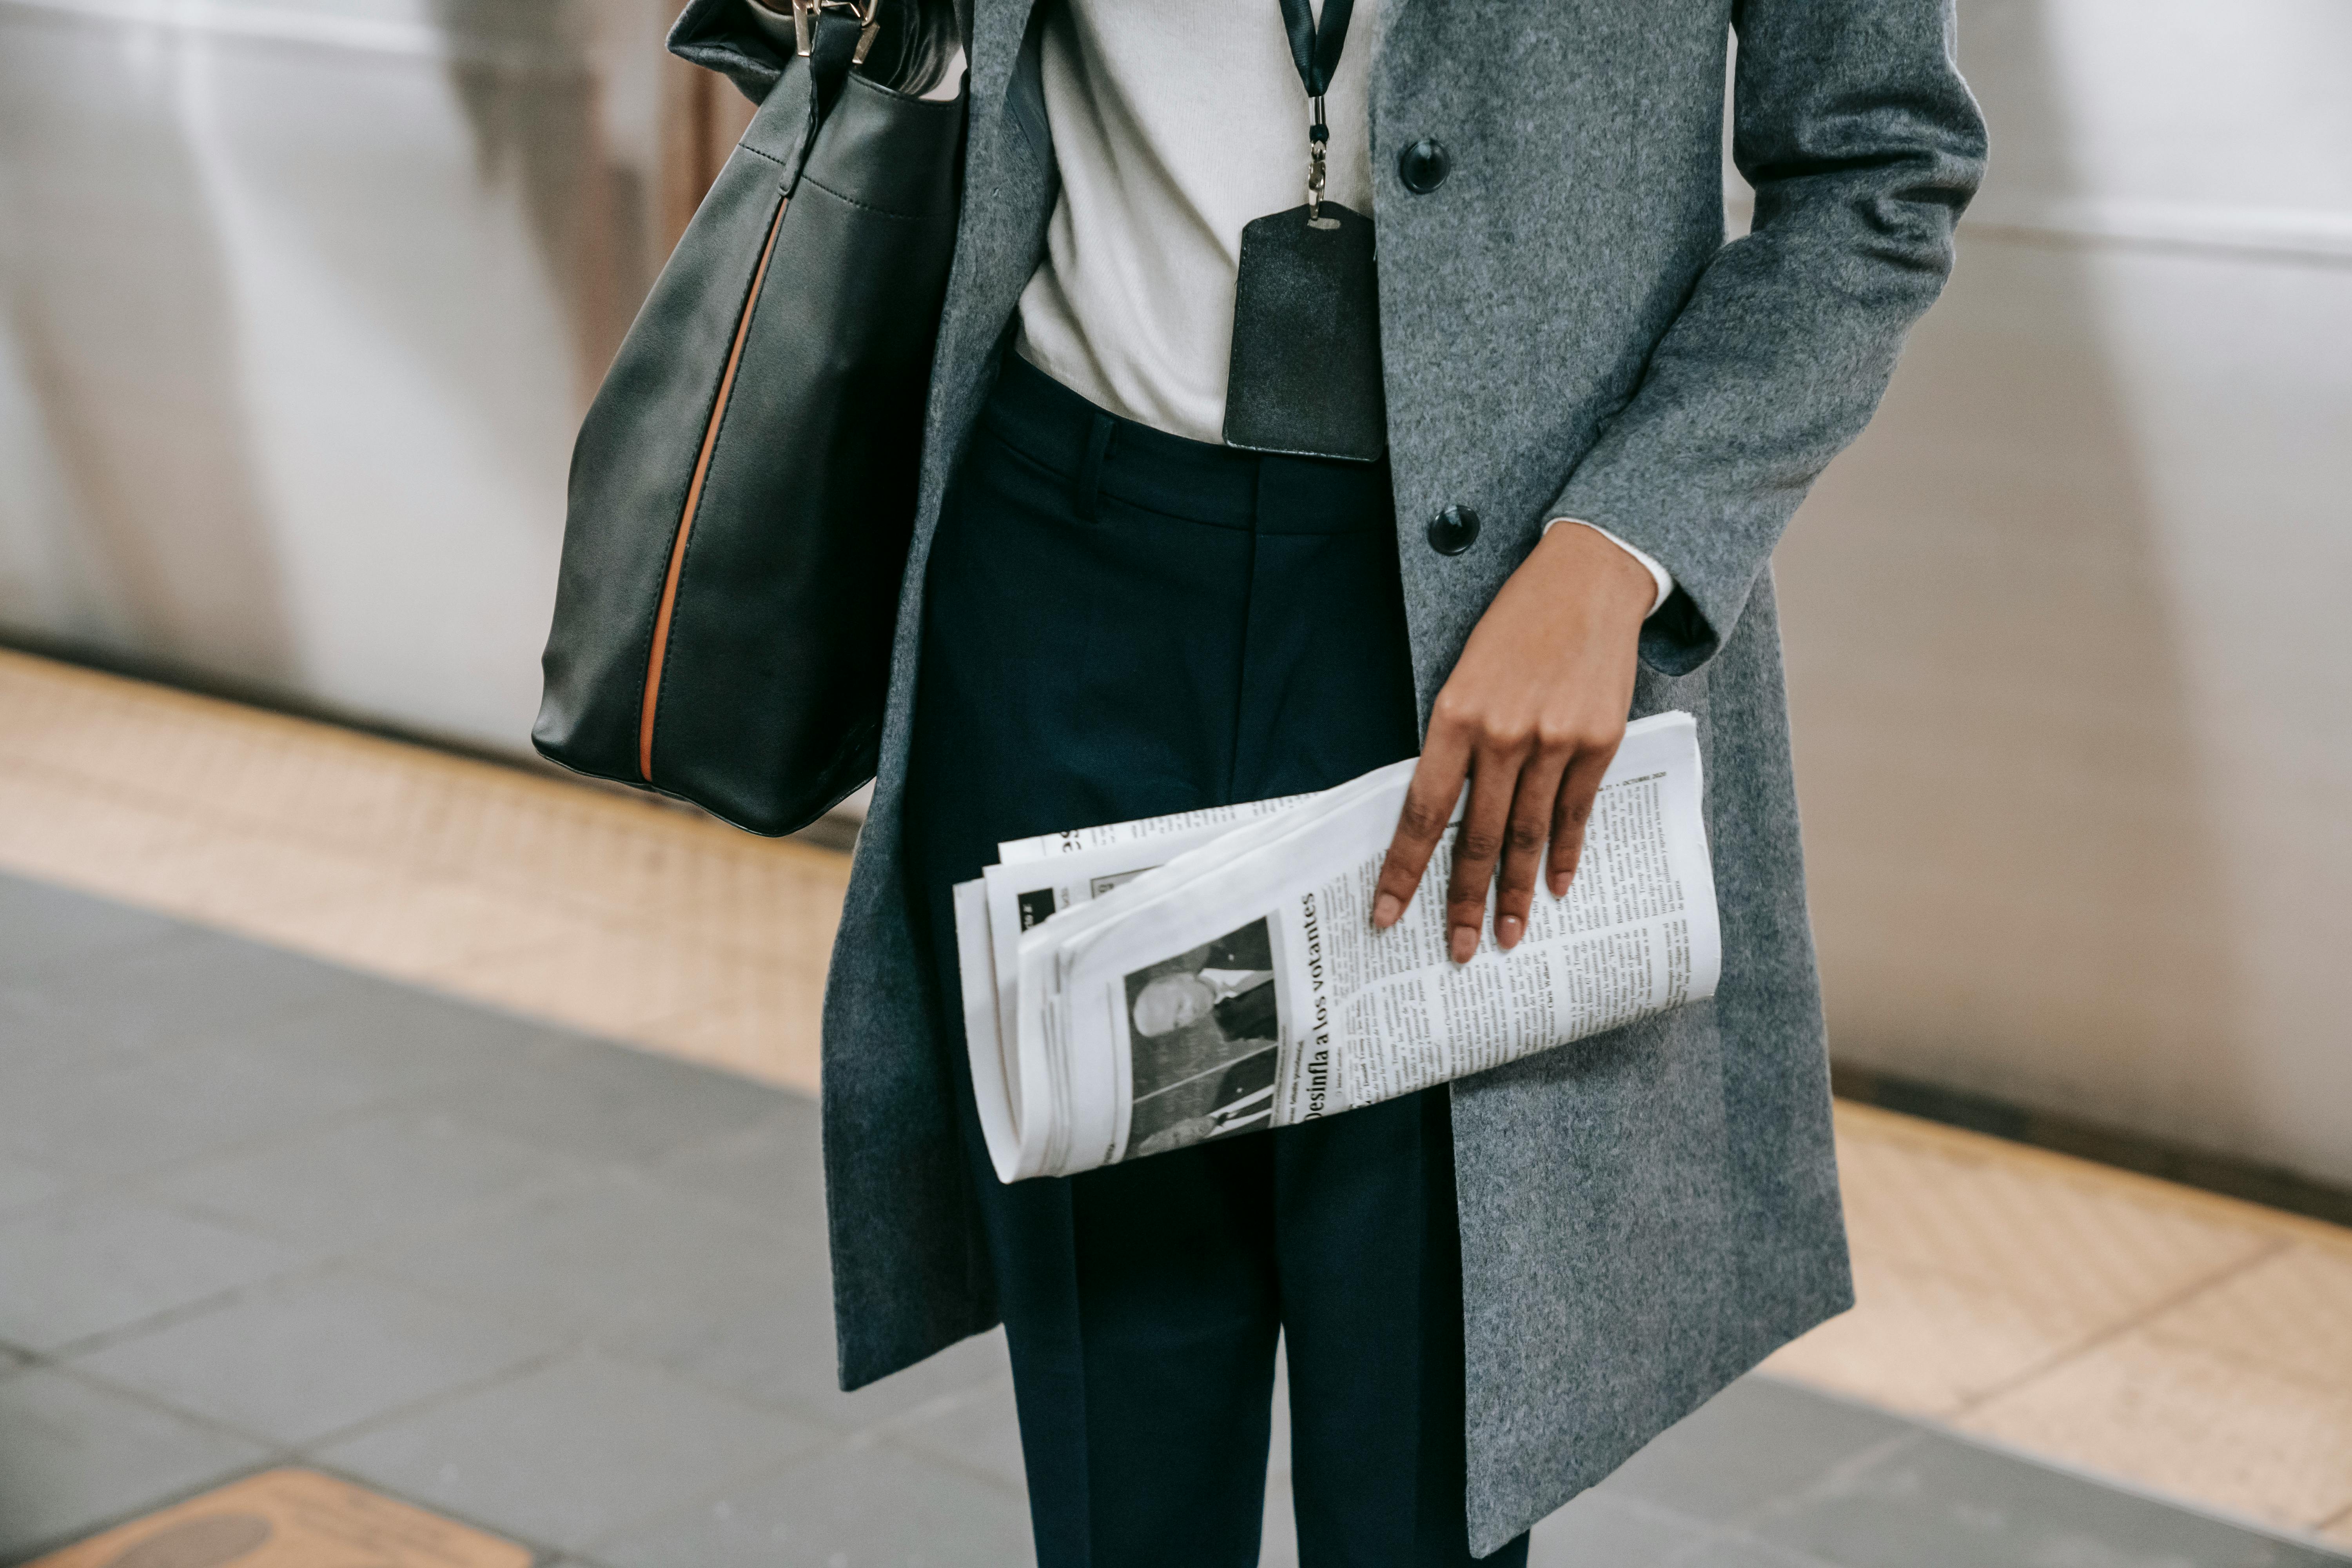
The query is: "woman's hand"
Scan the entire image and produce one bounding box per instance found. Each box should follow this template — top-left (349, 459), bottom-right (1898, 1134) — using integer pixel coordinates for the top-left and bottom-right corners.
top-left (1372, 523), bottom-right (1656, 962)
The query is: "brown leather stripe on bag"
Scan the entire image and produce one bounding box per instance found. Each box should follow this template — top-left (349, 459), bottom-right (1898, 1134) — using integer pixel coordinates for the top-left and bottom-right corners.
top-left (638, 196), bottom-right (791, 783)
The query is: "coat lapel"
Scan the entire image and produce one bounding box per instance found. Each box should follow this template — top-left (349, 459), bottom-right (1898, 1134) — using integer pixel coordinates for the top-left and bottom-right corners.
top-left (967, 0), bottom-right (1044, 103)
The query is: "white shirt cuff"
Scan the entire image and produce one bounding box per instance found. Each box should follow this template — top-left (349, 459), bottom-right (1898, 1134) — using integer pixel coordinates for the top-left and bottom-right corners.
top-left (1543, 517), bottom-right (1673, 618)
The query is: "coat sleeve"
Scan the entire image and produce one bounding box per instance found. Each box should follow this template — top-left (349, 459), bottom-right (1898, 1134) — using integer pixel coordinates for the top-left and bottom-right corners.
top-left (1544, 0), bottom-right (1987, 677)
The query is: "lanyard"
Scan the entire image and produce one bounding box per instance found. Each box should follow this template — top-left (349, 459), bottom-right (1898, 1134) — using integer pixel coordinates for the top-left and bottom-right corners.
top-left (1222, 0), bottom-right (1385, 464)
top-left (1274, 0), bottom-right (1357, 221)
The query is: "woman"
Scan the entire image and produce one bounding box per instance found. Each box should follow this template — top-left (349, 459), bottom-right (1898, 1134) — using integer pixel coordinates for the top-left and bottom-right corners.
top-left (685, 0), bottom-right (1984, 1561)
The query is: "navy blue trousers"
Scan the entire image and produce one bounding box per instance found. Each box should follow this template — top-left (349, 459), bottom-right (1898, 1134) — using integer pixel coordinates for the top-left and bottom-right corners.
top-left (902, 355), bottom-right (1531, 1568)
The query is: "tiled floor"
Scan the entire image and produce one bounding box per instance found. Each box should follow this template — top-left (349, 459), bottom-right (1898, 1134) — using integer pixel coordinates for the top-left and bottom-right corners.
top-left (2, 647), bottom-right (2350, 1555)
top-left (0, 651), bottom-right (844, 1088)
top-left (1764, 1106), bottom-right (2352, 1537)
top-left (0, 870), bottom-right (2343, 1568)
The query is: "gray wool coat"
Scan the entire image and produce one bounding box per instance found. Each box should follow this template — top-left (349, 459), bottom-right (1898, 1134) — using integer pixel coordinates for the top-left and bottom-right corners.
top-left (679, 0), bottom-right (1984, 1551)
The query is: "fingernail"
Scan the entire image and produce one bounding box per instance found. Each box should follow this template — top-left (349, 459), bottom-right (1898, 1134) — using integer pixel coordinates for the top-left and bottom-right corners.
top-left (1450, 925), bottom-right (1477, 964)
top-left (1372, 894), bottom-right (1402, 929)
top-left (1496, 914), bottom-right (1523, 949)
top-left (1548, 874), bottom-right (1568, 898)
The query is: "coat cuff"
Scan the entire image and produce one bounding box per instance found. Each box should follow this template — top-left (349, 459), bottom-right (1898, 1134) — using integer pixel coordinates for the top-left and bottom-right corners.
top-left (1540, 501), bottom-right (1726, 680)
top-left (1542, 518), bottom-right (1674, 618)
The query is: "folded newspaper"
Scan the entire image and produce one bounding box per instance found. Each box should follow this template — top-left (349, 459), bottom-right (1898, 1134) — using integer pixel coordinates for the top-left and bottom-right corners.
top-left (953, 711), bottom-right (1720, 1183)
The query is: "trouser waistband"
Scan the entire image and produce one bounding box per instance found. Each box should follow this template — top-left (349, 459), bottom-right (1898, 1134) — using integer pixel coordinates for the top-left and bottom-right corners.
top-left (984, 351), bottom-right (1393, 534)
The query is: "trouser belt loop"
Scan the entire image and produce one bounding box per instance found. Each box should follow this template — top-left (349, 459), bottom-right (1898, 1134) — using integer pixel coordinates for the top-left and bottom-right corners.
top-left (1074, 411), bottom-right (1116, 523)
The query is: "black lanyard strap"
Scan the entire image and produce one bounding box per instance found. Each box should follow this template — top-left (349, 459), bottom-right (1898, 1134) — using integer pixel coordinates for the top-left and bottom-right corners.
top-left (1276, 0), bottom-right (1355, 218)
top-left (1276, 0), bottom-right (1356, 100)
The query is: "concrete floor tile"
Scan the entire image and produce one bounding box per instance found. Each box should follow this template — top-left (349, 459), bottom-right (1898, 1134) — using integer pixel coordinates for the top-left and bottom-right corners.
top-left (423, 1037), bottom-right (782, 1167)
top-left (220, 984), bottom-right (568, 1106)
top-left (156, 1107), bottom-right (592, 1254)
top-left (0, 989), bottom-right (158, 1093)
top-left (0, 1194), bottom-right (304, 1352)
top-left (0, 1367), bottom-right (272, 1561)
top-left (316, 1350), bottom-right (827, 1554)
top-left (890, 1368), bottom-right (1026, 1492)
top-left (1595, 1378), bottom-right (1913, 1526)
top-left (1670, 1537), bottom-right (1835, 1568)
top-left (607, 1266), bottom-right (866, 1426)
top-left (1260, 1482), bottom-right (1298, 1568)
top-left (1269, 1346), bottom-right (1293, 1483)
top-left (592, 1443), bottom-right (1034, 1568)
top-left (12, 927), bottom-right (378, 1055)
top-left (71, 1269), bottom-right (566, 1446)
top-left (352, 1165), bottom-right (935, 1424)
top-left (1749, 1423), bottom-right (2347, 1568)
top-left (0, 1034), bottom-right (390, 1183)
top-left (782, 1326), bottom-right (1023, 1436)
top-left (0, 874), bottom-right (181, 982)
top-left (642, 1095), bottom-right (826, 1222)
top-left (1955, 1331), bottom-right (2352, 1532)
top-left (1527, 1492), bottom-right (1714, 1567)
top-left (364, 1167), bottom-right (814, 1341)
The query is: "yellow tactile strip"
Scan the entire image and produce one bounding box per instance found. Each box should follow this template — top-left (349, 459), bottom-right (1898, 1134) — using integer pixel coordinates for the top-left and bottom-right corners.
top-left (25, 1468), bottom-right (531, 1567)
top-left (0, 649), bottom-right (848, 1089)
top-left (1, 648), bottom-right (2347, 1542)
top-left (1772, 1103), bottom-right (2352, 1539)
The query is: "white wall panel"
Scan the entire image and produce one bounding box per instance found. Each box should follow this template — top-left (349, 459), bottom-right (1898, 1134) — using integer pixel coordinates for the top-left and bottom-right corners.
top-left (0, 0), bottom-right (661, 749)
top-left (1777, 0), bottom-right (2352, 1184)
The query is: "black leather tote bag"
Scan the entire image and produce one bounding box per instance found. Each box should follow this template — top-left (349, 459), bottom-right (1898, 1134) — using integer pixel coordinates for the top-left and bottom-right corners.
top-left (533, 5), bottom-right (965, 835)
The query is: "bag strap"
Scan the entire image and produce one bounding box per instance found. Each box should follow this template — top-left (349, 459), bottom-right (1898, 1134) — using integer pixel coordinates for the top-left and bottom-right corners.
top-left (781, 7), bottom-right (865, 194)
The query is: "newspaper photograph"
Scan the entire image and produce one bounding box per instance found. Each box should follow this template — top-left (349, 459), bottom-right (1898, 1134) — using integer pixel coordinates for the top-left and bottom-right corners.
top-left (955, 711), bottom-right (1721, 1182)
top-left (1122, 918), bottom-right (1288, 1158)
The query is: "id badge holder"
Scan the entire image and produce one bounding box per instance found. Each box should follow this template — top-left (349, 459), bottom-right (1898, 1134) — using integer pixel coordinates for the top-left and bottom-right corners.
top-left (1221, 0), bottom-right (1387, 465)
top-left (1222, 202), bottom-right (1387, 463)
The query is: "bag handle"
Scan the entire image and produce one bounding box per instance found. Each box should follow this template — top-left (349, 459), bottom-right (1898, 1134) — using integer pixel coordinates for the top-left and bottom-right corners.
top-left (786, 0), bottom-right (882, 62)
top-left (777, 5), bottom-right (866, 193)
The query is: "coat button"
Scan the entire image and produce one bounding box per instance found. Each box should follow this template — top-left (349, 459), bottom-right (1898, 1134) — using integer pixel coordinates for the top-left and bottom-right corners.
top-left (1397, 137), bottom-right (1451, 194)
top-left (1426, 505), bottom-right (1480, 555)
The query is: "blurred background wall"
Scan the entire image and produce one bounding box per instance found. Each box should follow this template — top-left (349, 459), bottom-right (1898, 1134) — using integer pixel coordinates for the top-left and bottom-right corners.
top-left (1766, 0), bottom-right (2352, 1192)
top-left (1, 0), bottom-right (2345, 1185)
top-left (0, 0), bottom-right (749, 751)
